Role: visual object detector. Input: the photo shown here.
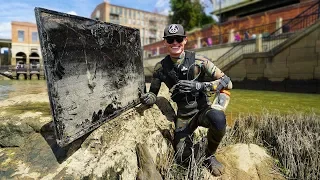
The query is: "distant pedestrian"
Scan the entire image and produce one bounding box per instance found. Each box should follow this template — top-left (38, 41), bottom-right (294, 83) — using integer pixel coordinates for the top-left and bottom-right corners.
top-left (282, 24), bottom-right (290, 33)
top-left (201, 40), bottom-right (207, 47)
top-left (234, 32), bottom-right (241, 42)
top-left (207, 37), bottom-right (213, 46)
top-left (244, 31), bottom-right (250, 40)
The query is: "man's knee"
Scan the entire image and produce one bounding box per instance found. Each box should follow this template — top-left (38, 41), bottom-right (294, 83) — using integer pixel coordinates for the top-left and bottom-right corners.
top-left (205, 109), bottom-right (226, 131)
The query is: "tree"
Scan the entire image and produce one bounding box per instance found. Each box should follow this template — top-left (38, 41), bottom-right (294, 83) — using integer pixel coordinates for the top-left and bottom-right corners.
top-left (169, 0), bottom-right (214, 31)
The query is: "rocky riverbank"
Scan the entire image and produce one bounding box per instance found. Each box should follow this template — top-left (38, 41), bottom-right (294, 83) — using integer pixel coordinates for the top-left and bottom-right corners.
top-left (0, 84), bottom-right (284, 180)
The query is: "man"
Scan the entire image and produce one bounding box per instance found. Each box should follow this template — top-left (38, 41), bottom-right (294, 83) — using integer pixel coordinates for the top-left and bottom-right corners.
top-left (244, 30), bottom-right (250, 40)
top-left (140, 24), bottom-right (232, 176)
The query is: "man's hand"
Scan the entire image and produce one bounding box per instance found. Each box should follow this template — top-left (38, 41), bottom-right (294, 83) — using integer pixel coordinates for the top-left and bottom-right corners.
top-left (140, 92), bottom-right (157, 105)
top-left (177, 80), bottom-right (205, 93)
top-left (216, 75), bottom-right (231, 92)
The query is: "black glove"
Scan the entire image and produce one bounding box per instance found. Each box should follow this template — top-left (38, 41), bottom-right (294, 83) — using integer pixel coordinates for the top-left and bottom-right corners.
top-left (177, 80), bottom-right (205, 93)
top-left (140, 92), bottom-right (157, 105)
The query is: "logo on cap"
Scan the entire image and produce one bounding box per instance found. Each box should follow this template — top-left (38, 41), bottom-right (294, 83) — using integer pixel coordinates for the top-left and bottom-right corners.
top-left (168, 24), bottom-right (179, 34)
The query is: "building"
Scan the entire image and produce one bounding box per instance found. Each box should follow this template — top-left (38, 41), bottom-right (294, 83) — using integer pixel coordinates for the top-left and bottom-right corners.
top-left (11, 21), bottom-right (43, 79)
top-left (144, 0), bottom-right (318, 57)
top-left (90, 1), bottom-right (169, 47)
top-left (211, 0), bottom-right (313, 23)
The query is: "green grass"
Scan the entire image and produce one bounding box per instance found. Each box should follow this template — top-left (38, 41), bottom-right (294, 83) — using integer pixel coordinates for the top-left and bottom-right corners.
top-left (226, 89), bottom-right (320, 115)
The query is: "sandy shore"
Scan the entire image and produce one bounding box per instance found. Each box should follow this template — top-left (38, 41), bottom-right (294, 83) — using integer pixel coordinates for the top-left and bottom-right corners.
top-left (0, 92), bottom-right (50, 107)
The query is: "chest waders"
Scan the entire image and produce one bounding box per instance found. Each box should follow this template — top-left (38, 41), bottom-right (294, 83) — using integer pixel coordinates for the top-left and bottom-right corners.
top-left (158, 51), bottom-right (227, 169)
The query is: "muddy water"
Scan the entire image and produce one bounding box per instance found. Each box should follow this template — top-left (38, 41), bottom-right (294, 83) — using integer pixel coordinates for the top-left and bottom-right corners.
top-left (0, 80), bottom-right (48, 101)
top-left (0, 80), bottom-right (237, 124)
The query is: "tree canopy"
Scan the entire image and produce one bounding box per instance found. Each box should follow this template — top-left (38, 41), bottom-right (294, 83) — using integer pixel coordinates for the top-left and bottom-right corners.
top-left (169, 0), bottom-right (214, 31)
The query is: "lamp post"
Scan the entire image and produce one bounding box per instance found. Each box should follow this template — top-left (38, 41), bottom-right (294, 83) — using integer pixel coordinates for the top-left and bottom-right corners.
top-left (219, 0), bottom-right (222, 44)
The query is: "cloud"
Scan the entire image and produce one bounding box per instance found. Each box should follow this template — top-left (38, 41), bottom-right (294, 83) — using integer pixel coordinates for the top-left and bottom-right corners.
top-left (159, 7), bottom-right (170, 15)
top-left (212, 14), bottom-right (220, 22)
top-left (155, 0), bottom-right (168, 8)
top-left (155, 0), bottom-right (170, 15)
top-left (0, 22), bottom-right (12, 39)
top-left (67, 11), bottom-right (77, 15)
top-left (0, 2), bottom-right (37, 39)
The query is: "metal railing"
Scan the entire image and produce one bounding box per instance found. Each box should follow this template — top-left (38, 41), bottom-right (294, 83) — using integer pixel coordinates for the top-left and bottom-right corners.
top-left (216, 0), bottom-right (320, 68)
top-left (0, 65), bottom-right (44, 73)
top-left (262, 2), bottom-right (320, 52)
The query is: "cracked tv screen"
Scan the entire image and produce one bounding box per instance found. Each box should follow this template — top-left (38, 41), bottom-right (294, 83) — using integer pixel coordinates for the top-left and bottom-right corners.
top-left (35, 8), bottom-right (145, 147)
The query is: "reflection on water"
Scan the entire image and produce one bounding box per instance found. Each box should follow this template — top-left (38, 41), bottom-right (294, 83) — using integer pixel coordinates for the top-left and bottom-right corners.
top-left (0, 80), bottom-right (48, 101)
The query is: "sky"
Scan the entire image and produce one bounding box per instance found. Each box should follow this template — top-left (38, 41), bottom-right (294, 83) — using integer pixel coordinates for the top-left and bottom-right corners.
top-left (0, 0), bottom-right (213, 39)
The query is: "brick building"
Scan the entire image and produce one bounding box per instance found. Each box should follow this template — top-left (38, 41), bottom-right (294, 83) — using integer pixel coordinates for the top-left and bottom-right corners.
top-left (11, 21), bottom-right (42, 79)
top-left (91, 1), bottom-right (169, 47)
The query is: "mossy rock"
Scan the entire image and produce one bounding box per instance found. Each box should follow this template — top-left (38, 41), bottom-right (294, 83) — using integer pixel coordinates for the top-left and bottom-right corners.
top-left (0, 117), bottom-right (34, 147)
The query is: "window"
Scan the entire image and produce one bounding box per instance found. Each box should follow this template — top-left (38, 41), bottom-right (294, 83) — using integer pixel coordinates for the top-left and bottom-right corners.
top-left (110, 14), bottom-right (120, 24)
top-left (119, 7), bottom-right (122, 15)
top-left (96, 10), bottom-right (100, 20)
top-left (18, 30), bottom-right (24, 42)
top-left (32, 32), bottom-right (38, 43)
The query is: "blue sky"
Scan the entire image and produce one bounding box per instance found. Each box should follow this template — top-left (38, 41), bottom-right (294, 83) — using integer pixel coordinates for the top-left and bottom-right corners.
top-left (0, 0), bottom-right (213, 39)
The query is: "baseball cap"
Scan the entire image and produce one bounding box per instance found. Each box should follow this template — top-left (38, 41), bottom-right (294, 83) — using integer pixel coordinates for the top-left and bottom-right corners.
top-left (163, 24), bottom-right (186, 38)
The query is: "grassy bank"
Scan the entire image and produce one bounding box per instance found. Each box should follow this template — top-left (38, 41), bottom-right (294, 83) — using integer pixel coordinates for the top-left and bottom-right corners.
top-left (163, 112), bottom-right (319, 180)
top-left (223, 112), bottom-right (320, 179)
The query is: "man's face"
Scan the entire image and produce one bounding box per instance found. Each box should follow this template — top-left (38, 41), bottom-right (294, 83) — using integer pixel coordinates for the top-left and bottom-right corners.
top-left (164, 36), bottom-right (187, 57)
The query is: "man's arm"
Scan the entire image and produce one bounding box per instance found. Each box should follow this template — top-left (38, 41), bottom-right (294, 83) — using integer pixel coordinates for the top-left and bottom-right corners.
top-left (140, 62), bottom-right (163, 105)
top-left (149, 62), bottom-right (163, 95)
top-left (198, 55), bottom-right (232, 91)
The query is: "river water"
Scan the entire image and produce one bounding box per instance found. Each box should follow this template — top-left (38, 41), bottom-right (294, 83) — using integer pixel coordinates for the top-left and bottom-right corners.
top-left (0, 80), bottom-right (48, 101)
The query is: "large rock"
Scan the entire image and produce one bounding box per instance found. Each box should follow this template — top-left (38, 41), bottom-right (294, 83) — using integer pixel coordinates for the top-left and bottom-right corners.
top-left (0, 85), bottom-right (175, 179)
top-left (213, 144), bottom-right (284, 180)
top-left (0, 118), bottom-right (34, 147)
